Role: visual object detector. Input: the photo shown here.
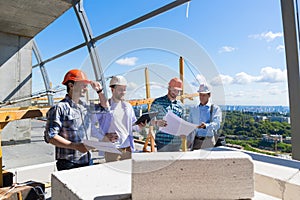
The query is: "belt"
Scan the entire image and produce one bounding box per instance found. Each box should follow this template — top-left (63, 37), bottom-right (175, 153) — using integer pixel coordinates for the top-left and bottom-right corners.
top-left (119, 146), bottom-right (131, 152)
top-left (195, 136), bottom-right (206, 140)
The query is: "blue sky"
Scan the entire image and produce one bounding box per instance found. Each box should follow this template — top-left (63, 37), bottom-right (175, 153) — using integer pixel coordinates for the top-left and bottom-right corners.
top-left (33, 0), bottom-right (288, 106)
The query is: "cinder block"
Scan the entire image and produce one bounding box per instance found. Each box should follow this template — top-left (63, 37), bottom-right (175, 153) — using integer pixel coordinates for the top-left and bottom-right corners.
top-left (51, 160), bottom-right (131, 200)
top-left (8, 162), bottom-right (56, 184)
top-left (254, 160), bottom-right (300, 200)
top-left (132, 150), bottom-right (254, 200)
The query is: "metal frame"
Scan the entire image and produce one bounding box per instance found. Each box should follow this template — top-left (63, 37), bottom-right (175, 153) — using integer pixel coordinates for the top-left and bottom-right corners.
top-left (280, 0), bottom-right (300, 160)
top-left (32, 40), bottom-right (54, 106)
top-left (72, 0), bottom-right (108, 97)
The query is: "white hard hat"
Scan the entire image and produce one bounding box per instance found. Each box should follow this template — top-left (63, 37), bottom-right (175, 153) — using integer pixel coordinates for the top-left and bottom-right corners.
top-left (109, 76), bottom-right (127, 86)
top-left (197, 83), bottom-right (211, 93)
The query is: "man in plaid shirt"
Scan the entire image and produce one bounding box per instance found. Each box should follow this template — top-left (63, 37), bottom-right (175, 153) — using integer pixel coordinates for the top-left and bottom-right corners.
top-left (150, 78), bottom-right (185, 152)
top-left (44, 69), bottom-right (108, 171)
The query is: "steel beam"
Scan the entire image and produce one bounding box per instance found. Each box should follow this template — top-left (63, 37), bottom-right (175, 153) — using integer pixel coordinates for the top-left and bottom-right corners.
top-left (281, 0), bottom-right (300, 160)
top-left (73, 0), bottom-right (108, 97)
top-left (32, 40), bottom-right (54, 106)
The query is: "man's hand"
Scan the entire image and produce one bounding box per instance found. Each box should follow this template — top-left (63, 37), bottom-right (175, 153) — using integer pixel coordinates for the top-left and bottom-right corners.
top-left (90, 81), bottom-right (102, 92)
top-left (72, 143), bottom-right (89, 153)
top-left (137, 121), bottom-right (146, 129)
top-left (155, 120), bottom-right (168, 127)
top-left (197, 122), bottom-right (206, 129)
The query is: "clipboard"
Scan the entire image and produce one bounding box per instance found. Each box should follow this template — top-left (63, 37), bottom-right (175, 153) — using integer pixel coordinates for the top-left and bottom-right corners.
top-left (134, 111), bottom-right (158, 125)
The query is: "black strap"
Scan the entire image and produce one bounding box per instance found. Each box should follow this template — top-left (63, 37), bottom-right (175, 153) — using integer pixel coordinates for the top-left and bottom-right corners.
top-left (210, 104), bottom-right (214, 123)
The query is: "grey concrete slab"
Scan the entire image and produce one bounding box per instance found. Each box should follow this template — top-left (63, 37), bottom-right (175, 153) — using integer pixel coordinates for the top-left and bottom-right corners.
top-left (0, 0), bottom-right (74, 37)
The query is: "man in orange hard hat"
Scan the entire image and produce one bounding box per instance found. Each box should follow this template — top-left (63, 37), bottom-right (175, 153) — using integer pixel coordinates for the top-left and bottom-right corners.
top-left (44, 69), bottom-right (108, 171)
top-left (150, 77), bottom-right (185, 152)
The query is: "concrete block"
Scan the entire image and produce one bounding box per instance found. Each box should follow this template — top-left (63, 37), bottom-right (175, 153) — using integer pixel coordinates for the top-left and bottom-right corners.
top-left (7, 162), bottom-right (56, 184)
top-left (254, 160), bottom-right (300, 200)
top-left (132, 150), bottom-right (254, 200)
top-left (51, 160), bottom-right (131, 200)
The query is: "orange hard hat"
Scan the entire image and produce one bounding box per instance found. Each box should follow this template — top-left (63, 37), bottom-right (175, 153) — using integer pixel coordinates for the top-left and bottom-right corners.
top-left (168, 77), bottom-right (183, 90)
top-left (62, 69), bottom-right (91, 85)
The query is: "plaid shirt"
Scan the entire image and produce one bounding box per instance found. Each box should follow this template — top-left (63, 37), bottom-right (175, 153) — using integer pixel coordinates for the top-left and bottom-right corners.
top-left (44, 95), bottom-right (99, 164)
top-left (150, 95), bottom-right (184, 144)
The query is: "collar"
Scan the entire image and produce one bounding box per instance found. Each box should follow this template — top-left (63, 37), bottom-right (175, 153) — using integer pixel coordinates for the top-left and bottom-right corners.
top-left (164, 95), bottom-right (177, 104)
top-left (65, 94), bottom-right (83, 107)
top-left (199, 101), bottom-right (212, 108)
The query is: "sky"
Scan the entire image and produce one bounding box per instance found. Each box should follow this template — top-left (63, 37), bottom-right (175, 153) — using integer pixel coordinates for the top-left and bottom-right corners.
top-left (33, 0), bottom-right (289, 106)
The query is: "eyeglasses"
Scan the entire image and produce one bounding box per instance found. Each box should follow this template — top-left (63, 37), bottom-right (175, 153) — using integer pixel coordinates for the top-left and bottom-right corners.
top-left (169, 87), bottom-right (182, 93)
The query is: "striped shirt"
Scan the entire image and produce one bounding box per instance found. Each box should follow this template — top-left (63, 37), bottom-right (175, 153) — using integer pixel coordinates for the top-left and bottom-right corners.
top-left (150, 95), bottom-right (184, 144)
top-left (44, 95), bottom-right (100, 164)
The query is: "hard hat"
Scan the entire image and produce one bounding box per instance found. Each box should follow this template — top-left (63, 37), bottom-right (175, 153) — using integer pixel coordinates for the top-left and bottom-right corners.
top-left (109, 76), bottom-right (127, 86)
top-left (168, 77), bottom-right (183, 90)
top-left (62, 69), bottom-right (91, 85)
top-left (197, 83), bottom-right (211, 93)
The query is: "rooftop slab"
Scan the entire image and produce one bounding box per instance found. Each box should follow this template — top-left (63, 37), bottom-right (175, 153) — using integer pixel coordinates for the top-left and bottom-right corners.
top-left (0, 0), bottom-right (75, 37)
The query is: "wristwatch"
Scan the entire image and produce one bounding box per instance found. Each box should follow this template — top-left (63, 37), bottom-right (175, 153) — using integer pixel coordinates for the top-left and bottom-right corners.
top-left (96, 89), bottom-right (103, 94)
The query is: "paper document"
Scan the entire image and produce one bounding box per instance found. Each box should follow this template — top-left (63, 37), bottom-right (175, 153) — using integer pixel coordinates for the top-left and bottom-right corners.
top-left (160, 111), bottom-right (198, 136)
top-left (83, 139), bottom-right (122, 154)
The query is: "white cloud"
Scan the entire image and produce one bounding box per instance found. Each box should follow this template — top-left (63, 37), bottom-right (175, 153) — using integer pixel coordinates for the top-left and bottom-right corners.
top-left (209, 67), bottom-right (286, 86)
top-left (249, 31), bottom-right (283, 42)
top-left (219, 46), bottom-right (236, 53)
top-left (257, 67), bottom-right (287, 83)
top-left (276, 45), bottom-right (285, 52)
top-left (115, 57), bottom-right (138, 66)
top-left (234, 72), bottom-right (258, 84)
top-left (233, 91), bottom-right (246, 98)
top-left (267, 86), bottom-right (282, 95)
top-left (127, 81), bottom-right (138, 91)
top-left (210, 74), bottom-right (233, 86)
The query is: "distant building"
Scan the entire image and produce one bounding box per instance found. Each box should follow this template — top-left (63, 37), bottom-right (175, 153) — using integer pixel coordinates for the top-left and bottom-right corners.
top-left (254, 116), bottom-right (268, 122)
top-left (262, 134), bottom-right (283, 143)
top-left (268, 116), bottom-right (290, 123)
top-left (253, 115), bottom-right (290, 123)
top-left (283, 136), bottom-right (291, 144)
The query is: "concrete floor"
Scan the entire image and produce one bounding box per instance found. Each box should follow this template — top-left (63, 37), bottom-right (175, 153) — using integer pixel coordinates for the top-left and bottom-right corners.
top-left (2, 119), bottom-right (105, 170)
top-left (2, 119), bottom-right (55, 170)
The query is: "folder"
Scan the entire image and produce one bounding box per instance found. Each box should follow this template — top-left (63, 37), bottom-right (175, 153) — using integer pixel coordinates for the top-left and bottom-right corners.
top-left (134, 111), bottom-right (158, 125)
